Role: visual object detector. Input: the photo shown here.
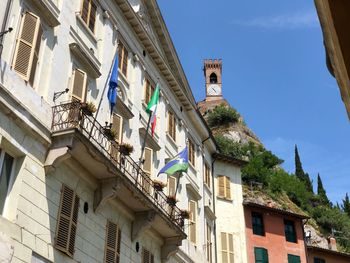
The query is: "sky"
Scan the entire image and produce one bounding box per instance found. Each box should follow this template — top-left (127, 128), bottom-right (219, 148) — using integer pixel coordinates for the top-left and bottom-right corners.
top-left (157, 0), bottom-right (350, 205)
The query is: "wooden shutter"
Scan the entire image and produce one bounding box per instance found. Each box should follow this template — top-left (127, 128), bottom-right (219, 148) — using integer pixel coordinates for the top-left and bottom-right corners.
top-left (228, 233), bottom-right (234, 263)
top-left (112, 114), bottom-right (123, 143)
top-left (189, 200), bottom-right (196, 244)
top-left (104, 221), bottom-right (121, 263)
top-left (28, 25), bottom-right (42, 86)
top-left (55, 184), bottom-right (80, 257)
top-left (71, 68), bottom-right (87, 102)
top-left (168, 176), bottom-right (176, 196)
top-left (204, 162), bottom-right (210, 187)
top-left (287, 255), bottom-right (300, 263)
top-left (225, 176), bottom-right (231, 199)
top-left (13, 12), bottom-right (41, 81)
top-left (143, 147), bottom-right (152, 175)
top-left (188, 139), bottom-right (195, 166)
top-left (88, 1), bottom-right (96, 32)
top-left (254, 247), bottom-right (268, 263)
top-left (81, 0), bottom-right (89, 23)
top-left (122, 48), bottom-right (128, 76)
top-left (218, 176), bottom-right (225, 197)
top-left (118, 43), bottom-right (123, 70)
top-left (206, 223), bottom-right (212, 263)
top-left (221, 232), bottom-right (228, 263)
top-left (142, 248), bottom-right (154, 263)
top-left (168, 111), bottom-right (176, 140)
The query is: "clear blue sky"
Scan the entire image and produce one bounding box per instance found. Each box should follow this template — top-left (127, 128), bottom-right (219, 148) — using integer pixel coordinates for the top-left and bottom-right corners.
top-left (158, 0), bottom-right (350, 205)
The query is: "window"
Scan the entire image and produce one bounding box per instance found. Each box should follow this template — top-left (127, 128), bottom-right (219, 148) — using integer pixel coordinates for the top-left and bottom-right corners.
top-left (252, 212), bottom-right (265, 236)
top-left (144, 79), bottom-right (155, 103)
top-left (71, 68), bottom-right (87, 102)
top-left (209, 73), bottom-right (217, 84)
top-left (206, 223), bottom-right (212, 263)
top-left (142, 147), bottom-right (152, 193)
top-left (112, 114), bottom-right (123, 144)
top-left (284, 220), bottom-right (297, 243)
top-left (218, 176), bottom-right (231, 199)
top-left (167, 110), bottom-right (176, 141)
top-left (188, 200), bottom-right (196, 244)
top-left (254, 247), bottom-right (268, 263)
top-left (168, 176), bottom-right (176, 196)
top-left (55, 184), bottom-right (80, 257)
top-left (0, 150), bottom-right (14, 214)
top-left (188, 139), bottom-right (195, 167)
top-left (104, 221), bottom-right (121, 263)
top-left (142, 248), bottom-right (154, 263)
top-left (118, 42), bottom-right (128, 77)
top-left (204, 162), bottom-right (210, 187)
top-left (13, 11), bottom-right (43, 86)
top-left (314, 258), bottom-right (325, 263)
top-left (288, 254), bottom-right (301, 263)
top-left (221, 232), bottom-right (234, 263)
top-left (81, 0), bottom-right (97, 32)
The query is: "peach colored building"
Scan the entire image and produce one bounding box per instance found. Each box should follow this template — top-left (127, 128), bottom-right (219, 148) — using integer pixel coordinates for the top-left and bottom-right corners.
top-left (244, 202), bottom-right (309, 263)
top-left (307, 245), bottom-right (350, 263)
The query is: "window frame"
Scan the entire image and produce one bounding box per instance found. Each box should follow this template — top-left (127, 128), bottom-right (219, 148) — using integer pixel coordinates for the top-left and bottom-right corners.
top-left (80, 0), bottom-right (97, 33)
top-left (217, 175), bottom-right (231, 200)
top-left (104, 220), bottom-right (121, 263)
top-left (142, 248), bottom-right (154, 263)
top-left (70, 67), bottom-right (87, 102)
top-left (254, 247), bottom-right (269, 263)
top-left (314, 258), bottom-right (325, 263)
top-left (284, 219), bottom-right (297, 243)
top-left (287, 254), bottom-right (301, 263)
top-left (204, 162), bottom-right (211, 188)
top-left (252, 212), bottom-right (265, 236)
top-left (221, 232), bottom-right (234, 263)
top-left (167, 110), bottom-right (176, 141)
top-left (118, 41), bottom-right (129, 78)
top-left (144, 78), bottom-right (155, 104)
top-left (188, 139), bottom-right (196, 167)
top-left (0, 149), bottom-right (15, 215)
top-left (188, 200), bottom-right (197, 244)
top-left (206, 222), bottom-right (212, 263)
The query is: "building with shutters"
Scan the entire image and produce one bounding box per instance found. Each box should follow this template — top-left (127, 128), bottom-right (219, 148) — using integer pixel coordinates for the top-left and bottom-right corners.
top-left (0, 0), bottom-right (248, 263)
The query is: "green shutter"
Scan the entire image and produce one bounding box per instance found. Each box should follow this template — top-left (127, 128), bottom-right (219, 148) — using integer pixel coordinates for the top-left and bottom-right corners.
top-left (252, 212), bottom-right (265, 236)
top-left (254, 247), bottom-right (268, 263)
top-left (288, 254), bottom-right (300, 263)
top-left (314, 258), bottom-right (325, 263)
top-left (284, 220), bottom-right (297, 243)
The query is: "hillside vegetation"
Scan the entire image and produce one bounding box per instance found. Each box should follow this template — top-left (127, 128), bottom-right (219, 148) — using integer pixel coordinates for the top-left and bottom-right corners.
top-left (207, 104), bottom-right (350, 252)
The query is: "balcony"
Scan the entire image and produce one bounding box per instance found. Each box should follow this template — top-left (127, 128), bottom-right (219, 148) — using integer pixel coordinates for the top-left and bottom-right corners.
top-left (46, 102), bottom-right (186, 260)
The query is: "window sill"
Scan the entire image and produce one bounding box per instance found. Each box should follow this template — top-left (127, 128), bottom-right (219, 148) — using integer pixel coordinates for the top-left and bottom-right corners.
top-left (28, 0), bottom-right (60, 27)
top-left (189, 162), bottom-right (196, 174)
top-left (166, 133), bottom-right (178, 149)
top-left (204, 183), bottom-right (212, 194)
top-left (118, 69), bottom-right (129, 87)
top-left (217, 196), bottom-right (232, 202)
top-left (76, 14), bottom-right (98, 44)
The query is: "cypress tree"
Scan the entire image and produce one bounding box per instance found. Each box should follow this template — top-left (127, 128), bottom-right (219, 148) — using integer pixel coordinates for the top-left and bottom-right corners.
top-left (317, 173), bottom-right (330, 206)
top-left (294, 145), bottom-right (313, 192)
top-left (342, 193), bottom-right (350, 217)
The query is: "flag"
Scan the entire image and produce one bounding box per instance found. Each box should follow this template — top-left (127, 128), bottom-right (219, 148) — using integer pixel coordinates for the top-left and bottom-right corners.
top-left (158, 147), bottom-right (189, 176)
top-left (107, 54), bottom-right (118, 115)
top-left (146, 84), bottom-right (160, 136)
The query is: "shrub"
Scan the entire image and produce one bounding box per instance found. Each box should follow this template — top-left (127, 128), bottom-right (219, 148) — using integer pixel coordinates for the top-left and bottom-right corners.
top-left (215, 135), bottom-right (245, 158)
top-left (207, 104), bottom-right (240, 127)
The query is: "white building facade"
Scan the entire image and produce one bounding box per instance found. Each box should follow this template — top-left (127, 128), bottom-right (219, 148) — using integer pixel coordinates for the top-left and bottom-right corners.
top-left (0, 0), bottom-right (247, 262)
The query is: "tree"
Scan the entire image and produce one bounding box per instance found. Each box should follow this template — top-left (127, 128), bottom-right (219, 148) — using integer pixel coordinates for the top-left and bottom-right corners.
top-left (294, 145), bottom-right (313, 192)
top-left (342, 193), bottom-right (350, 217)
top-left (317, 173), bottom-right (330, 206)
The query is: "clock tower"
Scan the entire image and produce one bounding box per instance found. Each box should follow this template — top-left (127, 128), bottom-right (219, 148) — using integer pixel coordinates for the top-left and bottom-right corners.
top-left (204, 59), bottom-right (223, 101)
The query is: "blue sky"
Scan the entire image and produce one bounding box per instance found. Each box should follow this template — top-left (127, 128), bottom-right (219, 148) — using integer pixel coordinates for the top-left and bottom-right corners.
top-left (158, 0), bottom-right (350, 204)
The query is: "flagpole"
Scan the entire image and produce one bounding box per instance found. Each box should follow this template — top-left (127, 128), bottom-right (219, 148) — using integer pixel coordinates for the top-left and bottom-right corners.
top-left (88, 45), bottom-right (118, 139)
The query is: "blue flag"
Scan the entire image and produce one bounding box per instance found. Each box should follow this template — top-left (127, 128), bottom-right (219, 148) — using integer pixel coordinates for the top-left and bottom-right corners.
top-left (158, 147), bottom-right (189, 176)
top-left (107, 54), bottom-right (118, 115)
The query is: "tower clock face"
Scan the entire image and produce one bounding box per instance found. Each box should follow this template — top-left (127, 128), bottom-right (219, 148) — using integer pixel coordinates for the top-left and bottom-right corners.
top-left (208, 84), bottom-right (221, 96)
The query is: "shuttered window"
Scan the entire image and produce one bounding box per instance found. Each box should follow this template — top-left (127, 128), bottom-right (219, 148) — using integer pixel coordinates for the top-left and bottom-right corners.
top-left (118, 42), bottom-right (128, 77)
top-left (112, 114), bottom-right (123, 143)
top-left (314, 258), bottom-right (325, 263)
top-left (284, 220), bottom-right (297, 243)
top-left (142, 248), bottom-right (154, 263)
top-left (168, 176), bottom-right (176, 196)
top-left (142, 147), bottom-right (152, 193)
top-left (221, 232), bottom-right (234, 263)
top-left (81, 0), bottom-right (97, 32)
top-left (218, 176), bottom-right (231, 199)
top-left (55, 184), bottom-right (80, 257)
top-left (104, 221), bottom-right (121, 263)
top-left (13, 12), bottom-right (42, 84)
top-left (288, 254), bottom-right (301, 263)
top-left (188, 139), bottom-right (195, 167)
top-left (71, 68), bottom-right (87, 102)
top-left (206, 223), bottom-right (212, 263)
top-left (144, 79), bottom-right (155, 103)
top-left (204, 162), bottom-right (210, 187)
top-left (252, 212), bottom-right (265, 236)
top-left (167, 111), bottom-right (176, 141)
top-left (189, 200), bottom-right (196, 244)
top-left (254, 247), bottom-right (268, 263)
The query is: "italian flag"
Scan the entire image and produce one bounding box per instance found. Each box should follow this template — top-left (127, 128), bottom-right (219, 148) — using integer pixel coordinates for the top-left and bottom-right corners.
top-left (146, 84), bottom-right (160, 136)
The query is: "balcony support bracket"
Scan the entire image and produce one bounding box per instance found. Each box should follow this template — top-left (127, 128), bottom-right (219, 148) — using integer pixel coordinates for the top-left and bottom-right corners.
top-left (44, 146), bottom-right (71, 174)
top-left (131, 210), bottom-right (156, 241)
top-left (161, 236), bottom-right (183, 262)
top-left (94, 177), bottom-right (121, 212)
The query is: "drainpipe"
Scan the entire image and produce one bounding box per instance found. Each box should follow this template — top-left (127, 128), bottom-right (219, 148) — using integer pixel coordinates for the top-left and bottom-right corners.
top-left (0, 0), bottom-right (13, 60)
top-left (211, 157), bottom-right (217, 263)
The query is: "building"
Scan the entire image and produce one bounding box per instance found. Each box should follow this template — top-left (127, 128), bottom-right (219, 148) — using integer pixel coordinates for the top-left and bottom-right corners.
top-left (307, 244), bottom-right (350, 263)
top-left (0, 0), bottom-right (247, 262)
top-left (314, 0), bottom-right (350, 120)
top-left (243, 190), bottom-right (309, 263)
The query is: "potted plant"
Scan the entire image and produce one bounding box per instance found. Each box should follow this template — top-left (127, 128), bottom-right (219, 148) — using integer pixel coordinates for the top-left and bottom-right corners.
top-left (119, 143), bottom-right (134, 155)
top-left (180, 209), bottom-right (190, 219)
top-left (166, 195), bottom-right (178, 207)
top-left (104, 127), bottom-right (117, 141)
top-left (81, 102), bottom-right (97, 116)
top-left (153, 180), bottom-right (166, 191)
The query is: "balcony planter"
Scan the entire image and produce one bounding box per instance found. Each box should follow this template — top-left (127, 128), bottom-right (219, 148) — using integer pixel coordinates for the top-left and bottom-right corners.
top-left (81, 102), bottom-right (96, 116)
top-left (166, 195), bottom-right (178, 207)
top-left (153, 180), bottom-right (166, 192)
top-left (180, 209), bottom-right (190, 219)
top-left (119, 143), bottom-right (134, 156)
top-left (104, 128), bottom-right (117, 141)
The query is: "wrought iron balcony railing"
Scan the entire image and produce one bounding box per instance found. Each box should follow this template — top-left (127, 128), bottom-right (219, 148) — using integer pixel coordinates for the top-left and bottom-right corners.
top-left (51, 101), bottom-right (184, 230)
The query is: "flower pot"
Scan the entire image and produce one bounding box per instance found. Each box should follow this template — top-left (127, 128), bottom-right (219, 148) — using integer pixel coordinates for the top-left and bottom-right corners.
top-left (166, 196), bottom-right (177, 207)
top-left (119, 144), bottom-right (134, 155)
top-left (180, 210), bottom-right (190, 219)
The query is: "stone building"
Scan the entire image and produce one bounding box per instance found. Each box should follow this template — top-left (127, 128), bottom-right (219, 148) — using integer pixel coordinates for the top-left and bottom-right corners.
top-left (0, 0), bottom-right (247, 262)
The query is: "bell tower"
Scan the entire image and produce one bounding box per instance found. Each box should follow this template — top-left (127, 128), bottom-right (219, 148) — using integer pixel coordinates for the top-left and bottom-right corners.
top-left (204, 59), bottom-right (223, 101)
